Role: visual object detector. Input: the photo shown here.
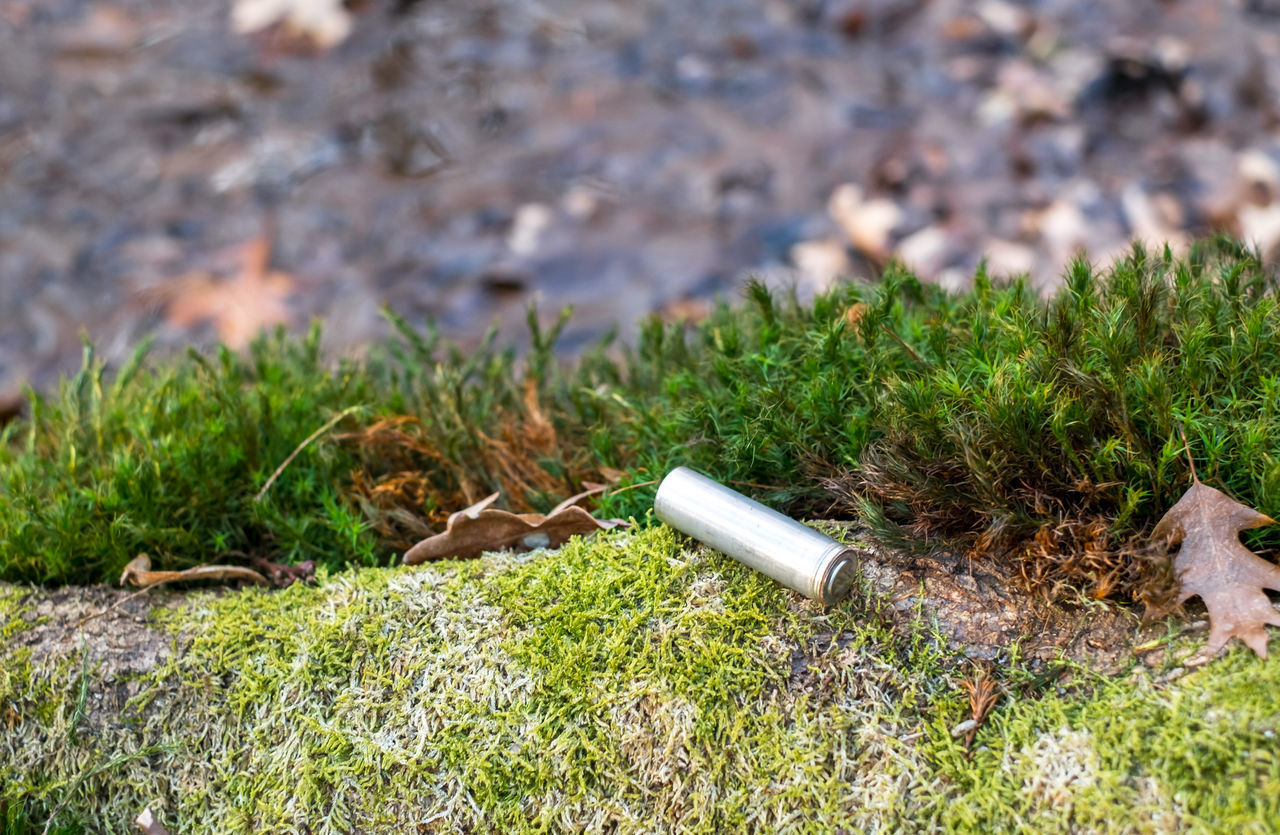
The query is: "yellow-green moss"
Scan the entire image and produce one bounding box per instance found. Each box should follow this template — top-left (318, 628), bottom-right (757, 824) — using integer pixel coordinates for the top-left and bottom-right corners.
top-left (1, 529), bottom-right (1277, 832)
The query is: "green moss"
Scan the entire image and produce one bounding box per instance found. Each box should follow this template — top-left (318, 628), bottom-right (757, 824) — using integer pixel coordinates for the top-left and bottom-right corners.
top-left (1, 530), bottom-right (1275, 831)
top-left (0, 328), bottom-right (380, 585)
top-left (5, 239), bottom-right (1280, 597)
top-left (921, 638), bottom-right (1280, 832)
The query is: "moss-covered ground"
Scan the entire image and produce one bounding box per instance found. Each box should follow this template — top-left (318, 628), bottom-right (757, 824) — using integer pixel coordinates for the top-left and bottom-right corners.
top-left (3, 239), bottom-right (1280, 830)
top-left (2, 527), bottom-right (1277, 833)
top-left (7, 239), bottom-right (1280, 605)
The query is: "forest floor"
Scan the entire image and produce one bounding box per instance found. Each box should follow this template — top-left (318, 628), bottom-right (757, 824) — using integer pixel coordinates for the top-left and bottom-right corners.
top-left (5, 524), bottom-right (1277, 832)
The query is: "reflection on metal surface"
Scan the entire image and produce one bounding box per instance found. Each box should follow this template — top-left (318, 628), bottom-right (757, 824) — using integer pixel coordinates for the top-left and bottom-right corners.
top-left (654, 466), bottom-right (858, 606)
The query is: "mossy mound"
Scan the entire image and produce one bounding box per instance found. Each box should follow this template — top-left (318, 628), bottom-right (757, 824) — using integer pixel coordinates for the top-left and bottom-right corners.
top-left (3, 527), bottom-right (1277, 832)
top-left (6, 239), bottom-right (1280, 605)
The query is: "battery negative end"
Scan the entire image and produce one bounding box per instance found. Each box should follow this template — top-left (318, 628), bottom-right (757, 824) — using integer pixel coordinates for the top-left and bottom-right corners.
top-left (821, 551), bottom-right (859, 605)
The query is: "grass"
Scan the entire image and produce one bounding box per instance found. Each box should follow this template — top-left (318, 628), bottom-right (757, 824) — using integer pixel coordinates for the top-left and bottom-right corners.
top-left (1, 528), bottom-right (1276, 831)
top-left (3, 237), bottom-right (1280, 606)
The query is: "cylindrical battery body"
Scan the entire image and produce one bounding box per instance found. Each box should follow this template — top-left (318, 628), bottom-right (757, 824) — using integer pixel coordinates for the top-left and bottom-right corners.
top-left (653, 467), bottom-right (858, 605)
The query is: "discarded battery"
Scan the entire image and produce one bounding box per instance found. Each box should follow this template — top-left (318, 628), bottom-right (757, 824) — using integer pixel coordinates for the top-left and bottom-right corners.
top-left (653, 466), bottom-right (859, 606)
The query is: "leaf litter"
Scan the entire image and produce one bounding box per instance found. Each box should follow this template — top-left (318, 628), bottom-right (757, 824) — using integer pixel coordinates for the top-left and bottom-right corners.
top-left (403, 491), bottom-right (627, 565)
top-left (1151, 478), bottom-right (1280, 658)
top-left (119, 554), bottom-right (268, 589)
top-left (161, 228), bottom-right (297, 350)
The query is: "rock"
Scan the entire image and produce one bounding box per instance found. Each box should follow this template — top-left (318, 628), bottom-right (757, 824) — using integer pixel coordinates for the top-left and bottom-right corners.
top-left (1238, 149), bottom-right (1280, 203)
top-left (975, 0), bottom-right (1033, 40)
top-left (1121, 184), bottom-right (1186, 251)
top-left (791, 238), bottom-right (853, 291)
top-left (951, 719), bottom-right (978, 738)
top-left (983, 239), bottom-right (1036, 278)
top-left (936, 268), bottom-right (970, 294)
top-left (561, 187), bottom-right (601, 220)
top-left (1238, 202), bottom-right (1280, 261)
top-left (508, 203), bottom-right (554, 257)
top-left (828, 184), bottom-right (903, 262)
top-left (1036, 199), bottom-right (1089, 265)
top-left (896, 225), bottom-right (952, 278)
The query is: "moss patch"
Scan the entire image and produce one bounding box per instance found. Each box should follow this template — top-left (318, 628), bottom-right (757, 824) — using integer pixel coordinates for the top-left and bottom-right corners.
top-left (2, 528), bottom-right (1277, 832)
top-left (923, 643), bottom-right (1280, 832)
top-left (7, 239), bottom-right (1280, 603)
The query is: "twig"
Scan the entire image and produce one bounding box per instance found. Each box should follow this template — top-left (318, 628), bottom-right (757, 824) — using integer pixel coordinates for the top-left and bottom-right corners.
top-left (880, 323), bottom-right (923, 363)
top-left (549, 485), bottom-right (609, 517)
top-left (75, 569), bottom-right (203, 629)
top-left (601, 479), bottom-right (658, 497)
top-left (255, 405), bottom-right (362, 503)
top-left (1177, 421), bottom-right (1198, 482)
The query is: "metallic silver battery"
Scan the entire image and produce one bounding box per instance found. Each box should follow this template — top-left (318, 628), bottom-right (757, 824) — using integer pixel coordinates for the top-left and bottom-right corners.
top-left (653, 466), bottom-right (859, 606)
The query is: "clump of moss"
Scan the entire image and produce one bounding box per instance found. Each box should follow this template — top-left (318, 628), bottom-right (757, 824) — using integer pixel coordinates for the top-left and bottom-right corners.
top-left (3, 238), bottom-right (1280, 599)
top-left (597, 238), bottom-right (1280, 601)
top-left (0, 327), bottom-right (379, 584)
top-left (2, 530), bottom-right (1276, 831)
top-left (854, 240), bottom-right (1280, 600)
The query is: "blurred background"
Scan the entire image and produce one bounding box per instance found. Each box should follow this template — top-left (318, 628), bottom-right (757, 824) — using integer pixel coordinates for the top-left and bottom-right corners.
top-left (2, 0), bottom-right (1280, 403)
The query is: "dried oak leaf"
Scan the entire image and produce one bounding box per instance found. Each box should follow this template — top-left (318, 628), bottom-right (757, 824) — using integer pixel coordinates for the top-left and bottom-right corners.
top-left (165, 233), bottom-right (296, 350)
top-left (120, 554), bottom-right (268, 588)
top-left (135, 807), bottom-right (170, 835)
top-left (1152, 479), bottom-right (1280, 657)
top-left (403, 492), bottom-right (628, 565)
top-left (232, 0), bottom-right (353, 50)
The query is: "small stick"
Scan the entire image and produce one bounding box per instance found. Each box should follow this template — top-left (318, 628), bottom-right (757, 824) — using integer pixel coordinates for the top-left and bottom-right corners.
top-left (601, 479), bottom-right (658, 497)
top-left (549, 485), bottom-right (609, 517)
top-left (76, 568), bottom-right (206, 629)
top-left (880, 323), bottom-right (923, 363)
top-left (1177, 421), bottom-right (1198, 482)
top-left (255, 405), bottom-right (362, 503)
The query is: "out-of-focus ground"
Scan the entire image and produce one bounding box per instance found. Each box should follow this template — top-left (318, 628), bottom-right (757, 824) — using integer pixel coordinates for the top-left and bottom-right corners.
top-left (3, 0), bottom-right (1280, 398)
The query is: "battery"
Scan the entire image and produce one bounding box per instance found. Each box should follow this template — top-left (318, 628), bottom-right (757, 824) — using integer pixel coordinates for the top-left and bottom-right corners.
top-left (653, 466), bottom-right (859, 606)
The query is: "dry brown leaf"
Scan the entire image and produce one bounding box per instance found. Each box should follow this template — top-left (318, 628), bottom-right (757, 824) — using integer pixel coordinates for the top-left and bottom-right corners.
top-left (165, 233), bottom-right (296, 349)
top-left (1152, 478), bottom-right (1280, 657)
top-left (119, 553), bottom-right (268, 588)
top-left (232, 0), bottom-right (352, 50)
top-left (403, 493), bottom-right (627, 565)
top-left (844, 302), bottom-right (868, 330)
top-left (243, 554), bottom-right (316, 588)
top-left (598, 466), bottom-right (628, 484)
top-left (135, 807), bottom-right (170, 835)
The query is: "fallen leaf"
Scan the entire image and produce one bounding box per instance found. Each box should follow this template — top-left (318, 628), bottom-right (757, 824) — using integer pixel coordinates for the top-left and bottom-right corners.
top-left (548, 484), bottom-right (610, 517)
top-left (844, 301), bottom-right (868, 329)
top-left (135, 807), bottom-right (170, 835)
top-left (164, 232), bottom-right (296, 349)
top-left (232, 0), bottom-right (353, 50)
top-left (658, 297), bottom-right (714, 324)
top-left (828, 183), bottom-right (902, 263)
top-left (403, 493), bottom-right (628, 565)
top-left (119, 554), bottom-right (268, 588)
top-left (1152, 479), bottom-right (1280, 657)
top-left (598, 466), bottom-right (628, 484)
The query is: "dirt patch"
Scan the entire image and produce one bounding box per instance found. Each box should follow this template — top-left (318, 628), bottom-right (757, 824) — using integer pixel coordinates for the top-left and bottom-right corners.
top-left (861, 542), bottom-right (1145, 671)
top-left (8, 584), bottom-right (182, 678)
top-left (780, 534), bottom-right (1156, 700)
